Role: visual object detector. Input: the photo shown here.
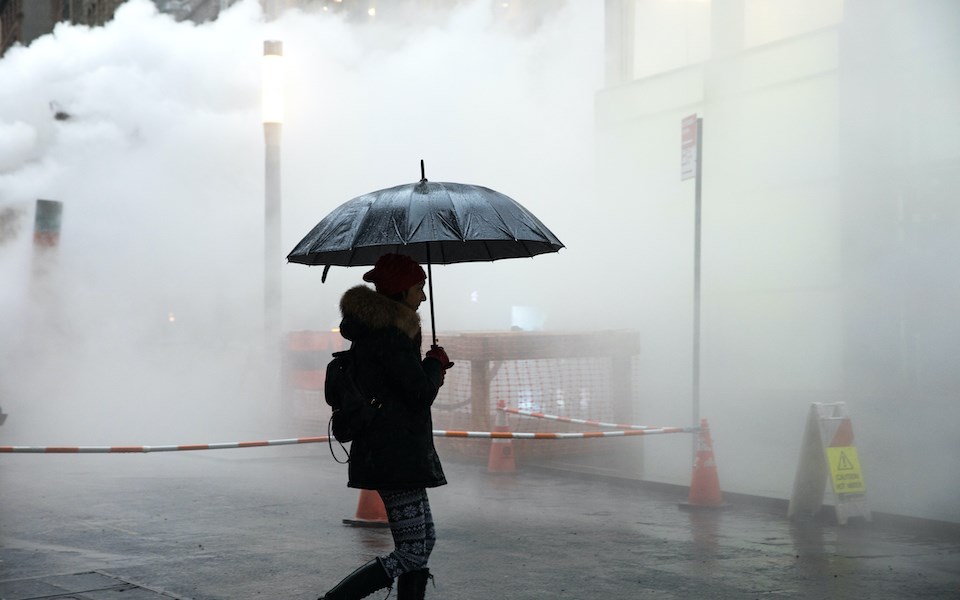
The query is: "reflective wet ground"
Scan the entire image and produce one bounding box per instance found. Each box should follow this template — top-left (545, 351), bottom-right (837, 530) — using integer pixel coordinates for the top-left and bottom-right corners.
top-left (2, 448), bottom-right (957, 599)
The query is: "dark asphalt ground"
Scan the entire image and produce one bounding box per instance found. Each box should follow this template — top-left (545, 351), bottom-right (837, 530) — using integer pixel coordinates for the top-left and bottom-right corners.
top-left (1, 445), bottom-right (958, 599)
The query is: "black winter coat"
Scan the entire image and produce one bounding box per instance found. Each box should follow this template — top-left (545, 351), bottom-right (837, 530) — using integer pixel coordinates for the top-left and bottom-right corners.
top-left (338, 285), bottom-right (447, 490)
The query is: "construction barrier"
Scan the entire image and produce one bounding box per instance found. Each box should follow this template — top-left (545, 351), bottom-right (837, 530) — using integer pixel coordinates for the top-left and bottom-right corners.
top-left (499, 406), bottom-right (720, 502)
top-left (284, 330), bottom-right (343, 437)
top-left (499, 405), bottom-right (658, 431)
top-left (679, 419), bottom-right (725, 509)
top-left (0, 436), bottom-right (329, 453)
top-left (487, 400), bottom-right (517, 473)
top-left (342, 489), bottom-right (390, 528)
top-left (1, 416), bottom-right (715, 526)
top-left (435, 428), bottom-right (693, 439)
top-left (788, 402), bottom-right (870, 524)
top-left (0, 425), bottom-right (698, 453)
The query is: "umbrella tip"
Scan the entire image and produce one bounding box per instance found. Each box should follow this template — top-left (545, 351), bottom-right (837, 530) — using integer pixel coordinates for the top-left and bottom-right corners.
top-left (420, 159), bottom-right (427, 182)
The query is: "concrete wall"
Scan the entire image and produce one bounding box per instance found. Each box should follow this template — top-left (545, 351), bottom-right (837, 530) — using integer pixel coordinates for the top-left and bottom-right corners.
top-left (595, 0), bottom-right (960, 523)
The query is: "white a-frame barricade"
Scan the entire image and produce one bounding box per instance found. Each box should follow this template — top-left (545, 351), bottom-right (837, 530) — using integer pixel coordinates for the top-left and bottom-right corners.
top-left (787, 402), bottom-right (871, 525)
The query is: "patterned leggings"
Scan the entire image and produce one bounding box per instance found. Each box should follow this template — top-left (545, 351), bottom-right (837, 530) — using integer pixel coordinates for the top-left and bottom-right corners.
top-left (377, 488), bottom-right (436, 579)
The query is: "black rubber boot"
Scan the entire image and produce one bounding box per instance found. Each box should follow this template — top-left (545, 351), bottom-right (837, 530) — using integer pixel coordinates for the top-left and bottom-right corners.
top-left (396, 568), bottom-right (432, 600)
top-left (318, 559), bottom-right (392, 600)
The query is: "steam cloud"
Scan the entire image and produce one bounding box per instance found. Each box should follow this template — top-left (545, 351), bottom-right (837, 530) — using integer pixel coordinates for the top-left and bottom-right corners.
top-left (0, 1), bottom-right (601, 444)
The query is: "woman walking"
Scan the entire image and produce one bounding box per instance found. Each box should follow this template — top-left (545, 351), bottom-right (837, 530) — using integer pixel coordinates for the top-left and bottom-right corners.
top-left (319, 253), bottom-right (453, 600)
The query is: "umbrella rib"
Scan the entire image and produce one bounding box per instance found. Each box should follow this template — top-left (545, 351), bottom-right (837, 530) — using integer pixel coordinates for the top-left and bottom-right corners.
top-left (347, 198), bottom-right (378, 265)
top-left (486, 197), bottom-right (520, 241)
top-left (443, 183), bottom-right (469, 262)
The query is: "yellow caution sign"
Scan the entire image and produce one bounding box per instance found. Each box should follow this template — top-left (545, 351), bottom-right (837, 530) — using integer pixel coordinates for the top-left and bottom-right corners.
top-left (826, 446), bottom-right (865, 495)
top-left (788, 403), bottom-right (872, 524)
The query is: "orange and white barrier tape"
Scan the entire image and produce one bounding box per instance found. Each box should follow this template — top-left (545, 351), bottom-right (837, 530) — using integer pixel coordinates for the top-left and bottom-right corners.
top-left (498, 405), bottom-right (696, 433)
top-left (0, 425), bottom-right (696, 454)
top-left (0, 436), bottom-right (329, 454)
top-left (432, 427), bottom-right (692, 439)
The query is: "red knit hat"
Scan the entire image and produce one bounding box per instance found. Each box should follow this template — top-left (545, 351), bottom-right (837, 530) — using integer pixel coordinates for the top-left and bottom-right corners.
top-left (363, 253), bottom-right (426, 295)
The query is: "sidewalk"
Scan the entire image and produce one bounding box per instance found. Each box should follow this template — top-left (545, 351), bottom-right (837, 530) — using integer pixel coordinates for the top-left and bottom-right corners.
top-left (2, 445), bottom-right (958, 599)
top-left (0, 572), bottom-right (185, 600)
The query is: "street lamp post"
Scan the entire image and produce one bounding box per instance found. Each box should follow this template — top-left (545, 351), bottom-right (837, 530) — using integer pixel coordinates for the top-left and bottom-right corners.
top-left (262, 40), bottom-right (283, 347)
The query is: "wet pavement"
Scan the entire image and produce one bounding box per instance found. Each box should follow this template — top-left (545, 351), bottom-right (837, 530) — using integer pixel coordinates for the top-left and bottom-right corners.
top-left (1, 446), bottom-right (958, 599)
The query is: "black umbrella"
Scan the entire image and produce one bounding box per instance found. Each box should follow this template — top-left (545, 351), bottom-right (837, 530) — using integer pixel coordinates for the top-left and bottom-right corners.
top-left (287, 161), bottom-right (564, 346)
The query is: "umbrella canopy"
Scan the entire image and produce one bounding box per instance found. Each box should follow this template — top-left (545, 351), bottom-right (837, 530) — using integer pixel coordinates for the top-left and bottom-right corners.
top-left (287, 182), bottom-right (563, 268)
top-left (288, 164), bottom-right (564, 345)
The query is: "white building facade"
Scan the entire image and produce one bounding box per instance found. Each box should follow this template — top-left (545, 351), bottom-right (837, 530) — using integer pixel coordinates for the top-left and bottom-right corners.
top-left (597, 0), bottom-right (959, 523)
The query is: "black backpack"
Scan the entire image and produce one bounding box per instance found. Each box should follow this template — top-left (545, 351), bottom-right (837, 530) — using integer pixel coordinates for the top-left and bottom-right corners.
top-left (324, 349), bottom-right (381, 461)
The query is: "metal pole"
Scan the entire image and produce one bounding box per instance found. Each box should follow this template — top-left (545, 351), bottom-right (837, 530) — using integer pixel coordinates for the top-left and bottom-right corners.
top-left (264, 121), bottom-right (282, 344)
top-left (692, 118), bottom-right (703, 435)
top-left (426, 243), bottom-right (437, 347)
top-left (263, 40), bottom-right (283, 347)
top-left (421, 160), bottom-right (438, 348)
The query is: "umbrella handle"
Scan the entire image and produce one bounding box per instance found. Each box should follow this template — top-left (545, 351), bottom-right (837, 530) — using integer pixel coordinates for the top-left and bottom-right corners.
top-left (426, 243), bottom-right (437, 347)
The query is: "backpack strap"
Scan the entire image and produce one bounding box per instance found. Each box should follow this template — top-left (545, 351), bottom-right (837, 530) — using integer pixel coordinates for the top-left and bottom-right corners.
top-left (328, 413), bottom-right (351, 464)
top-left (329, 345), bottom-right (353, 463)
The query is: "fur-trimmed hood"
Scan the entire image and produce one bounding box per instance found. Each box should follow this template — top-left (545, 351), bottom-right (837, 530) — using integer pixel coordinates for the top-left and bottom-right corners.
top-left (339, 284), bottom-right (422, 340)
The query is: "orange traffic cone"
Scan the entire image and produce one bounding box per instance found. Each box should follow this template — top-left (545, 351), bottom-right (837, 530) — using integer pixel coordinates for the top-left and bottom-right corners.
top-left (487, 400), bottom-right (517, 474)
top-left (679, 419), bottom-right (725, 510)
top-left (342, 489), bottom-right (391, 528)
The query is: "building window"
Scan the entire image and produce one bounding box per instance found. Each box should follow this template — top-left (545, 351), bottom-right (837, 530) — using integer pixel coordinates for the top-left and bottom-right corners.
top-left (744, 0), bottom-right (844, 48)
top-left (632, 0), bottom-right (711, 79)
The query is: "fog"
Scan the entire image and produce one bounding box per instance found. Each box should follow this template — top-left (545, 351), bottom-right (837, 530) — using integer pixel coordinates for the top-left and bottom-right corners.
top-left (1, 0), bottom-right (958, 524)
top-left (0, 2), bottom-right (601, 443)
